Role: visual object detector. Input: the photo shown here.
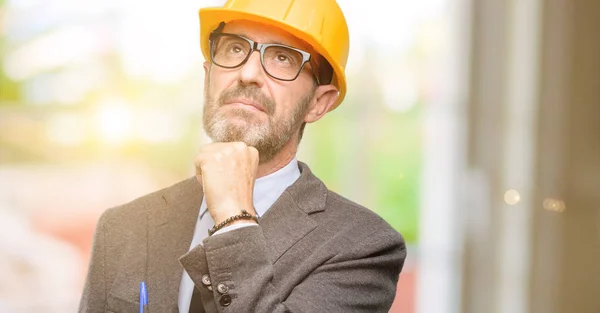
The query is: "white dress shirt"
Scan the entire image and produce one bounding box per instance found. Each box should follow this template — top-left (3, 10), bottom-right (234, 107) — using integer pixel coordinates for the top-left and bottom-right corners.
top-left (178, 157), bottom-right (301, 313)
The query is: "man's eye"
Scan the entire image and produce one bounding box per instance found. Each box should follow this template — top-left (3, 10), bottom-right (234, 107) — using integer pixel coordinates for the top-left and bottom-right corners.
top-left (229, 44), bottom-right (245, 54)
top-left (276, 54), bottom-right (290, 62)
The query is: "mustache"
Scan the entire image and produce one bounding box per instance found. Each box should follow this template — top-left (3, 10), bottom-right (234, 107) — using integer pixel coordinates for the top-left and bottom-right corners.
top-left (218, 85), bottom-right (276, 115)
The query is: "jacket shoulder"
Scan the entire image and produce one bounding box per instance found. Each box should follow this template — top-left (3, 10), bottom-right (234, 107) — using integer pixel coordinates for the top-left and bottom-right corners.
top-left (324, 190), bottom-right (405, 245)
top-left (99, 177), bottom-right (196, 225)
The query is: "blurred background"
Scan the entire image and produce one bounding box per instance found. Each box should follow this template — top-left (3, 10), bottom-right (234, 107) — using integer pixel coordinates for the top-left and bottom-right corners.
top-left (1, 0), bottom-right (599, 312)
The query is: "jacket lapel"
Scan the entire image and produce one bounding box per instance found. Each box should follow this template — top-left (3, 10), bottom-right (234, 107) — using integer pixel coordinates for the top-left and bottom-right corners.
top-left (146, 178), bottom-right (203, 313)
top-left (260, 162), bottom-right (328, 263)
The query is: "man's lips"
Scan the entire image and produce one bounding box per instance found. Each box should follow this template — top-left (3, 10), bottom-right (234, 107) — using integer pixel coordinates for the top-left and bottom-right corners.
top-left (223, 98), bottom-right (265, 112)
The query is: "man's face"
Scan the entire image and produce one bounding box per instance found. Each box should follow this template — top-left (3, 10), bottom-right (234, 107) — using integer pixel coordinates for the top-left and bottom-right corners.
top-left (202, 20), bottom-right (317, 163)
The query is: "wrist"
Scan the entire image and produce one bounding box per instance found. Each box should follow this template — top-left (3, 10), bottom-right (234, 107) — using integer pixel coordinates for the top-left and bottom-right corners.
top-left (209, 210), bottom-right (259, 236)
top-left (211, 220), bottom-right (259, 236)
top-left (210, 200), bottom-right (255, 224)
top-left (227, 219), bottom-right (258, 227)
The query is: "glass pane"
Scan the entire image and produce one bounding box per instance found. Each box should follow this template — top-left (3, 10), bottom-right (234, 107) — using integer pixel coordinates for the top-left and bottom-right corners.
top-left (212, 35), bottom-right (251, 67)
top-left (263, 45), bottom-right (304, 79)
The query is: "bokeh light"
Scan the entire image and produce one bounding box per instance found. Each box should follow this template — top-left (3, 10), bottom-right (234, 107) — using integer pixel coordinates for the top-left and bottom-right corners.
top-left (504, 189), bottom-right (521, 205)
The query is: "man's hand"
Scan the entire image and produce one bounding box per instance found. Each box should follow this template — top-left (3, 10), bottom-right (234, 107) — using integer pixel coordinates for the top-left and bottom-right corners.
top-left (194, 142), bottom-right (259, 226)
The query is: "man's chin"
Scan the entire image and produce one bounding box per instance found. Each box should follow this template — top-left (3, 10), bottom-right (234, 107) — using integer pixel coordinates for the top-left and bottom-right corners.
top-left (226, 120), bottom-right (263, 135)
top-left (222, 106), bottom-right (267, 121)
top-left (208, 124), bottom-right (265, 144)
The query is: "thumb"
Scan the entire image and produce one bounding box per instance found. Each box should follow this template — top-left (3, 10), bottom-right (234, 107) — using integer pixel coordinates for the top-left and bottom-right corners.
top-left (195, 166), bottom-right (203, 187)
top-left (248, 146), bottom-right (259, 165)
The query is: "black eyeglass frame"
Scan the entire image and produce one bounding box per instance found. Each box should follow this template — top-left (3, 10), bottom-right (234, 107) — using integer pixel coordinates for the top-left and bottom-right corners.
top-left (209, 32), bottom-right (322, 84)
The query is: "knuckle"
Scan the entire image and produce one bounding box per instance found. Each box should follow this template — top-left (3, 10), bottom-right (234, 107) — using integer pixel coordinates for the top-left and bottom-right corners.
top-left (233, 141), bottom-right (247, 150)
top-left (194, 154), bottom-right (203, 166)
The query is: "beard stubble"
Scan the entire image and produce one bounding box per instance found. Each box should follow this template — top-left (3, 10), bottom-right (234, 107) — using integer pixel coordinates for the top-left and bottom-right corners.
top-left (203, 83), bottom-right (313, 163)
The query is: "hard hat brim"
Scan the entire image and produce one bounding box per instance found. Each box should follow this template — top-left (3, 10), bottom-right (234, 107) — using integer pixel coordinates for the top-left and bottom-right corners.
top-left (199, 7), bottom-right (346, 111)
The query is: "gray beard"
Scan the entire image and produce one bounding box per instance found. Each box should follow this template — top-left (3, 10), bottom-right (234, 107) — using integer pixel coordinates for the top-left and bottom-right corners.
top-left (202, 84), bottom-right (312, 163)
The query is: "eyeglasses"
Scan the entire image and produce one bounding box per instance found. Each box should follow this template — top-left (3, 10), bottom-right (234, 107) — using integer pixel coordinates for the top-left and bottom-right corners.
top-left (209, 32), bottom-right (320, 83)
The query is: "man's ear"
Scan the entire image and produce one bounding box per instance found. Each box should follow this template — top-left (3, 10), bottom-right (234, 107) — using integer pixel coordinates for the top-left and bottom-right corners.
top-left (304, 85), bottom-right (339, 123)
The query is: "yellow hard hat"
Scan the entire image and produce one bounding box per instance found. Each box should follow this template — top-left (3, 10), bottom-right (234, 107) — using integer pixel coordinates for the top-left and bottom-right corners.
top-left (198, 0), bottom-right (350, 111)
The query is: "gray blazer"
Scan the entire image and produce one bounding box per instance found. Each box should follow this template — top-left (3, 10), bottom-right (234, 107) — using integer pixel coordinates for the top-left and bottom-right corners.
top-left (79, 162), bottom-right (406, 313)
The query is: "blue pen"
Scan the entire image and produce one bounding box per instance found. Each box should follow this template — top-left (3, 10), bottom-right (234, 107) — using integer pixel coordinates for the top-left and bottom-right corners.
top-left (139, 282), bottom-right (148, 313)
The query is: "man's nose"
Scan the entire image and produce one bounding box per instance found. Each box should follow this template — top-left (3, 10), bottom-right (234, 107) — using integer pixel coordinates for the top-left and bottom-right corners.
top-left (238, 51), bottom-right (266, 87)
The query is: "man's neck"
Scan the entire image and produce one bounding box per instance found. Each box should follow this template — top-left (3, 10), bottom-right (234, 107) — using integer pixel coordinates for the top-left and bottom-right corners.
top-left (256, 139), bottom-right (298, 178)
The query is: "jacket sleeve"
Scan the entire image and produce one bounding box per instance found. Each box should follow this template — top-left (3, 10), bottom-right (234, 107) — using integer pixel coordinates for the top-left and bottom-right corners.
top-left (78, 212), bottom-right (109, 313)
top-left (181, 223), bottom-right (406, 313)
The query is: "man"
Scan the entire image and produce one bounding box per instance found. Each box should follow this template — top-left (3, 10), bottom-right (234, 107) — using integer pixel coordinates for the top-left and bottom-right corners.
top-left (79, 0), bottom-right (406, 312)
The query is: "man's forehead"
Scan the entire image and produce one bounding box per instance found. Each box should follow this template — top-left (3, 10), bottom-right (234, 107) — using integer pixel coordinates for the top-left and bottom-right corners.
top-left (222, 20), bottom-right (313, 52)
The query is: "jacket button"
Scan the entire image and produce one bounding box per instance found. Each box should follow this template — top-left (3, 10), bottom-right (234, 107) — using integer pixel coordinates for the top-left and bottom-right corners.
top-left (219, 294), bottom-right (232, 306)
top-left (201, 274), bottom-right (211, 286)
top-left (217, 283), bottom-right (229, 294)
